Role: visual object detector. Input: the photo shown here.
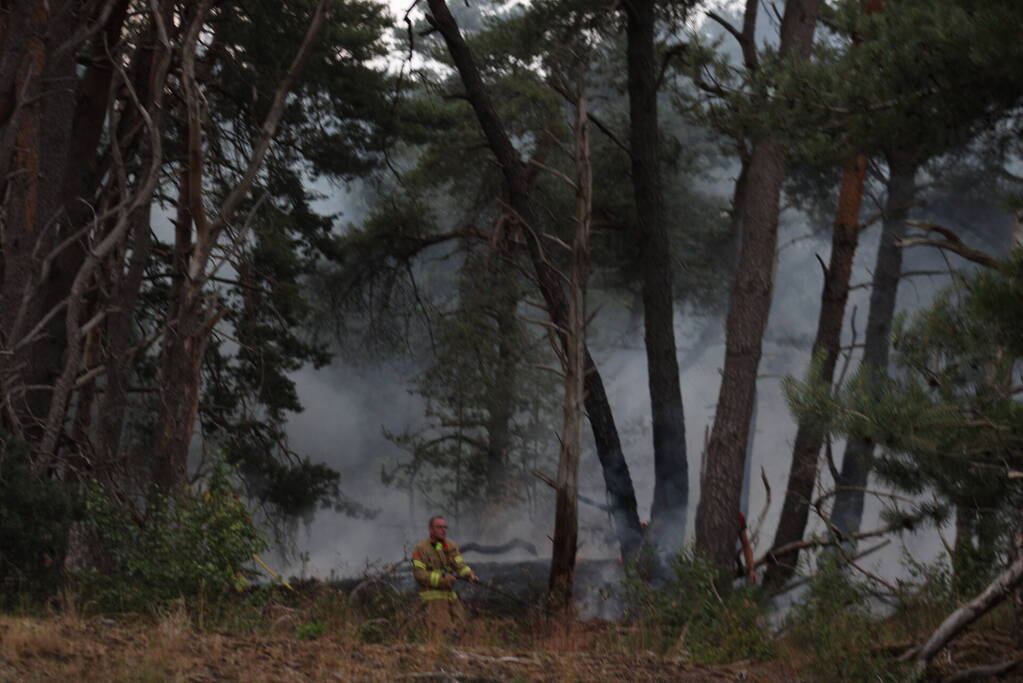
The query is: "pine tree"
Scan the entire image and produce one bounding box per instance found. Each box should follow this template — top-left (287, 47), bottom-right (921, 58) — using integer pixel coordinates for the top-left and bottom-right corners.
top-left (784, 251), bottom-right (1023, 580)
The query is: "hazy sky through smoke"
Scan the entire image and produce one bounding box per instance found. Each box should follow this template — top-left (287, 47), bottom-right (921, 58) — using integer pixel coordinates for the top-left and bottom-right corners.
top-left (274, 0), bottom-right (1013, 586)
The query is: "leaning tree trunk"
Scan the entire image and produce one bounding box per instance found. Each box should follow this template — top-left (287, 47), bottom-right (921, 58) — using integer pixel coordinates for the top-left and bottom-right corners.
top-left (424, 0), bottom-right (644, 561)
top-left (906, 548), bottom-right (1023, 675)
top-left (695, 0), bottom-right (823, 572)
top-left (625, 0), bottom-right (688, 554)
top-left (830, 150), bottom-right (920, 540)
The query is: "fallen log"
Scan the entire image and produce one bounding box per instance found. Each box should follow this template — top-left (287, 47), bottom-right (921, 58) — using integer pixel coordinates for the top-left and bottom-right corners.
top-left (902, 553), bottom-right (1023, 674)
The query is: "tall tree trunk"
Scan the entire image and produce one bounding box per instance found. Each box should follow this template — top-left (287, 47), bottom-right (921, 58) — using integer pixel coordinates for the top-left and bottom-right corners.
top-left (764, 153), bottom-right (868, 586)
top-left (95, 209), bottom-right (152, 472)
top-left (549, 85), bottom-right (591, 611)
top-left (149, 0), bottom-right (329, 492)
top-left (625, 0), bottom-right (688, 554)
top-left (830, 150), bottom-right (920, 540)
top-left (424, 0), bottom-right (644, 561)
top-left (0, 1), bottom-right (80, 442)
top-left (694, 0), bottom-right (822, 571)
top-left (150, 171), bottom-right (218, 490)
top-left (764, 0), bottom-right (886, 586)
top-left (483, 267), bottom-right (518, 500)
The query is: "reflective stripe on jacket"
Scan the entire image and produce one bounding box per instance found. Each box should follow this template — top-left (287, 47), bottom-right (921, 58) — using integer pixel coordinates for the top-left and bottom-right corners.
top-left (411, 537), bottom-right (474, 599)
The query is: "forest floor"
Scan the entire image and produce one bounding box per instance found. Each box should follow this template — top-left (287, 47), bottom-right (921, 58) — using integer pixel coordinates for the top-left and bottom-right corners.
top-left (0, 612), bottom-right (792, 682)
top-left (3, 568), bottom-right (1023, 682)
top-left (2, 610), bottom-right (1021, 682)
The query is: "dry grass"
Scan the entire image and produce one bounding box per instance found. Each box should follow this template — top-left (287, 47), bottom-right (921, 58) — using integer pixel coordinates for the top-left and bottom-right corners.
top-left (3, 586), bottom-right (1021, 682)
top-left (0, 612), bottom-right (781, 682)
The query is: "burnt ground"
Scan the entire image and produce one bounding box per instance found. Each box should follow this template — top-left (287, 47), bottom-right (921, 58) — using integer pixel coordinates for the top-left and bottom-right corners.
top-left (364, 557), bottom-right (629, 619)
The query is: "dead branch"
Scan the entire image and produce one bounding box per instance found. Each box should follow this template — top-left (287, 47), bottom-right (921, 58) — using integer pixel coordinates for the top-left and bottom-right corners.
top-left (898, 221), bottom-right (1000, 269)
top-left (545, 76), bottom-right (630, 157)
top-left (813, 486), bottom-right (916, 508)
top-left (36, 1), bottom-right (173, 460)
top-left (849, 269), bottom-right (952, 291)
top-left (756, 514), bottom-right (914, 569)
top-left (750, 466), bottom-right (771, 543)
top-left (706, 7), bottom-right (759, 71)
top-left (942, 657), bottom-right (1023, 683)
top-left (835, 305), bottom-right (859, 390)
top-left (902, 553), bottom-right (1023, 671)
top-left (767, 540), bottom-right (890, 598)
top-left (526, 158), bottom-right (577, 190)
top-left (532, 469), bottom-right (611, 512)
top-left (210, 0), bottom-right (331, 238)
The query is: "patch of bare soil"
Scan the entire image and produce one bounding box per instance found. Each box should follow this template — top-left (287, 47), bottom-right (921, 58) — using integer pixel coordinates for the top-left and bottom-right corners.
top-left (0, 615), bottom-right (791, 682)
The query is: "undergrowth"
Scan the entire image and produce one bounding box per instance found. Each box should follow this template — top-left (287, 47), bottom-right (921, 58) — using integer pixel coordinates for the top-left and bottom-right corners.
top-left (76, 459), bottom-right (266, 613)
top-left (622, 548), bottom-right (775, 664)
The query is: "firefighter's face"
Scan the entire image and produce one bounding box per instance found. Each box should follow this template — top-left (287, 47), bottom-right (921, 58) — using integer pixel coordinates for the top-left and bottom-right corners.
top-left (430, 518), bottom-right (448, 541)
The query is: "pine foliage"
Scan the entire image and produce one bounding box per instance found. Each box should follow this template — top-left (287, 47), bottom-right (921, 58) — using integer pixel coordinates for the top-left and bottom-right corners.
top-left (785, 251), bottom-right (1023, 527)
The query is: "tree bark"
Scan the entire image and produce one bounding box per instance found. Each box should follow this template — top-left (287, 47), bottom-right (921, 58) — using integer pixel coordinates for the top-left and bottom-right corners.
top-left (764, 153), bottom-right (868, 586)
top-left (549, 85), bottom-right (591, 611)
top-left (830, 151), bottom-right (919, 540)
top-left (764, 0), bottom-right (887, 586)
top-left (95, 209), bottom-right (152, 472)
top-left (695, 0), bottom-right (822, 572)
top-left (624, 0), bottom-right (688, 555)
top-left (424, 0), bottom-right (644, 561)
top-left (0, 0), bottom-right (80, 441)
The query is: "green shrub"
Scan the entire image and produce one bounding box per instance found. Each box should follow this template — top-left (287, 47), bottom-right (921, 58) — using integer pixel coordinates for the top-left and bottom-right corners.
top-left (898, 552), bottom-right (956, 618)
top-left (295, 620), bottom-right (327, 640)
top-left (0, 435), bottom-right (80, 608)
top-left (787, 557), bottom-right (903, 682)
top-left (77, 458), bottom-right (267, 612)
top-left (623, 548), bottom-right (774, 664)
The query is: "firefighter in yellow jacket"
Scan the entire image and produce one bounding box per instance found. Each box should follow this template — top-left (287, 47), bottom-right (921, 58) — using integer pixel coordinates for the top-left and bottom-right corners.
top-left (411, 516), bottom-right (478, 640)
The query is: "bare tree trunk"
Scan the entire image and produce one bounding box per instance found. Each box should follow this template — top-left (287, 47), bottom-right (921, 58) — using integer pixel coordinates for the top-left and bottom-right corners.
top-left (765, 153), bottom-right (867, 585)
top-left (625, 0), bottom-right (688, 554)
top-left (149, 0), bottom-right (331, 492)
top-left (549, 85), bottom-right (591, 612)
top-left (95, 208), bottom-right (152, 472)
top-left (424, 0), bottom-right (644, 561)
top-left (695, 0), bottom-right (822, 572)
top-left (830, 150), bottom-right (920, 540)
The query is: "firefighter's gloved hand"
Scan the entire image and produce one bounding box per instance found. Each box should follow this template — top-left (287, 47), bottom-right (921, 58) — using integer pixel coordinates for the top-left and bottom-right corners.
top-left (440, 573), bottom-right (457, 589)
top-left (467, 572), bottom-right (480, 584)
